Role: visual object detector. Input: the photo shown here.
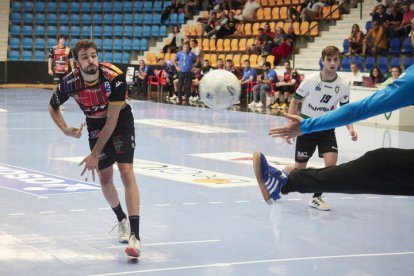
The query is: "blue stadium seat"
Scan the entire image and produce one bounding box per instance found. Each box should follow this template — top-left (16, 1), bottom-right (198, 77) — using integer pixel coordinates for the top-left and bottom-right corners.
top-left (47, 14), bottom-right (57, 24)
top-left (9, 37), bottom-right (20, 49)
top-left (140, 38), bottom-right (148, 50)
top-left (122, 52), bottom-right (130, 64)
top-left (364, 56), bottom-right (375, 72)
top-left (142, 25), bottom-right (151, 37)
top-left (93, 38), bottom-right (103, 49)
top-left (133, 13), bottom-right (143, 24)
top-left (341, 56), bottom-right (351, 72)
top-left (35, 38), bottom-right (45, 49)
top-left (10, 13), bottom-right (21, 24)
top-left (377, 56), bottom-right (388, 73)
top-left (8, 50), bottom-right (20, 61)
top-left (132, 38), bottom-right (140, 50)
top-left (21, 25), bottom-right (33, 36)
top-left (388, 37), bottom-right (401, 55)
top-left (92, 2), bottom-right (103, 11)
top-left (11, 2), bottom-right (22, 12)
top-left (69, 2), bottom-right (80, 13)
top-left (10, 25), bottom-right (21, 37)
top-left (153, 14), bottom-right (161, 25)
top-left (81, 26), bottom-right (92, 37)
top-left (103, 52), bottom-right (113, 62)
top-left (143, 14), bottom-right (153, 25)
top-left (46, 2), bottom-right (57, 12)
top-left (103, 26), bottom-right (113, 37)
top-left (133, 25), bottom-right (142, 37)
top-left (92, 14), bottom-right (102, 25)
top-left (113, 2), bottom-right (123, 12)
top-left (404, 57), bottom-right (413, 69)
top-left (133, 1), bottom-right (143, 11)
top-left (401, 37), bottom-right (413, 55)
top-left (124, 25), bottom-right (133, 38)
top-left (103, 14), bottom-right (113, 25)
top-left (34, 25), bottom-right (45, 37)
top-left (352, 56), bottom-right (363, 70)
top-left (123, 2), bottom-right (133, 12)
top-left (151, 26), bottom-right (159, 37)
top-left (113, 52), bottom-right (122, 63)
top-left (70, 26), bottom-right (81, 38)
top-left (159, 25), bottom-right (167, 37)
top-left (47, 26), bottom-right (57, 37)
top-left (23, 2), bottom-right (34, 12)
top-left (35, 1), bottom-right (46, 13)
top-left (143, 1), bottom-right (153, 12)
top-left (47, 38), bottom-right (55, 48)
top-left (123, 14), bottom-right (133, 25)
top-left (365, 21), bottom-right (372, 33)
top-left (178, 13), bottom-right (185, 24)
top-left (22, 13), bottom-right (33, 24)
top-left (103, 2), bottom-right (113, 12)
top-left (92, 25), bottom-right (102, 36)
top-left (114, 39), bottom-right (123, 51)
top-left (103, 39), bottom-right (113, 50)
top-left (390, 57), bottom-right (401, 68)
top-left (342, 39), bottom-right (349, 53)
top-left (34, 51), bottom-right (46, 61)
top-left (58, 25), bottom-right (69, 36)
top-left (169, 13), bottom-right (178, 24)
top-left (81, 14), bottom-right (92, 25)
top-left (80, 2), bottom-right (91, 13)
top-left (123, 39), bottom-right (132, 50)
top-left (22, 50), bottom-right (32, 61)
top-left (58, 2), bottom-right (69, 13)
top-left (59, 14), bottom-right (69, 25)
top-left (153, 2), bottom-right (163, 12)
top-left (113, 13), bottom-right (123, 25)
top-left (70, 14), bottom-right (81, 25)
top-left (114, 26), bottom-right (123, 36)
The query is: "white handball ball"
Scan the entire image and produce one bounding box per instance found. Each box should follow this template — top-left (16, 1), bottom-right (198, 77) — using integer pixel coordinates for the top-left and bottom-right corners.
top-left (199, 69), bottom-right (241, 109)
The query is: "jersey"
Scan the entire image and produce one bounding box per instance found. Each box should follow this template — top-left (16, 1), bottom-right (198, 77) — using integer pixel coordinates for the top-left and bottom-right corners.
top-left (294, 72), bottom-right (350, 119)
top-left (301, 65), bottom-right (414, 134)
top-left (49, 62), bottom-right (128, 118)
top-left (48, 45), bottom-right (73, 74)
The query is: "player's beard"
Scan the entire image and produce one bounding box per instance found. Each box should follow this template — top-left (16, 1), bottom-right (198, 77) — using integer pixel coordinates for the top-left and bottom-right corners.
top-left (80, 63), bottom-right (98, 75)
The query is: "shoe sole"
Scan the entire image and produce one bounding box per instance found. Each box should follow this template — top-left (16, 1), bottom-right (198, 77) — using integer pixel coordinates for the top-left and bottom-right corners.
top-left (309, 201), bottom-right (331, 211)
top-left (125, 247), bottom-right (141, 259)
top-left (253, 151), bottom-right (273, 204)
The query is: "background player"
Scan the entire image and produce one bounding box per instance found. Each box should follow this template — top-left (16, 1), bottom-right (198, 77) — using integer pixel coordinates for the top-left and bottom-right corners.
top-left (48, 34), bottom-right (74, 84)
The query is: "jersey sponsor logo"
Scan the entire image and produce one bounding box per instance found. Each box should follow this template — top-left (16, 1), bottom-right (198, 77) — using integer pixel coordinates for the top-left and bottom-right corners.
top-left (324, 85), bottom-right (333, 89)
top-left (315, 82), bottom-right (322, 91)
top-left (308, 103), bottom-right (332, 112)
top-left (115, 81), bottom-right (123, 88)
top-left (104, 81), bottom-right (111, 92)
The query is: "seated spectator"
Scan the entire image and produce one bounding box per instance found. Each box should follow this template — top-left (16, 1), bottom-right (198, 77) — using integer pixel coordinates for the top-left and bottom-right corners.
top-left (184, 0), bottom-right (200, 20)
top-left (238, 59), bottom-right (257, 104)
top-left (224, 59), bottom-right (240, 78)
top-left (201, 10), bottom-right (217, 38)
top-left (392, 2), bottom-right (414, 37)
top-left (362, 20), bottom-right (388, 57)
top-left (207, 10), bottom-right (229, 38)
top-left (369, 65), bottom-right (386, 87)
top-left (190, 64), bottom-right (202, 103)
top-left (372, 4), bottom-right (388, 25)
top-left (158, 58), bottom-right (178, 102)
top-left (271, 60), bottom-right (300, 109)
top-left (347, 62), bottom-right (364, 86)
top-left (384, 4), bottom-right (402, 37)
top-left (263, 23), bottom-right (275, 37)
top-left (289, 0), bottom-right (311, 22)
top-left (369, 0), bottom-right (389, 16)
top-left (345, 24), bottom-right (364, 55)
top-left (247, 28), bottom-right (270, 55)
top-left (215, 11), bottom-right (240, 38)
top-left (163, 25), bottom-right (183, 53)
top-left (263, 27), bottom-right (286, 55)
top-left (216, 58), bottom-right (225, 69)
top-left (300, 0), bottom-right (325, 22)
top-left (271, 37), bottom-right (295, 66)
top-left (380, 65), bottom-right (402, 86)
top-left (249, 62), bottom-right (278, 109)
top-left (211, 0), bottom-right (234, 11)
top-left (285, 25), bottom-right (297, 45)
top-left (135, 60), bottom-right (150, 95)
top-left (161, 0), bottom-right (185, 24)
top-left (190, 39), bottom-right (203, 64)
top-left (234, 0), bottom-right (261, 21)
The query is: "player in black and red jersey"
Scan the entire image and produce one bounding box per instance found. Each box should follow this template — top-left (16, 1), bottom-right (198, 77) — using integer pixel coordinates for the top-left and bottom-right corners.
top-left (48, 34), bottom-right (75, 84)
top-left (48, 40), bottom-right (141, 259)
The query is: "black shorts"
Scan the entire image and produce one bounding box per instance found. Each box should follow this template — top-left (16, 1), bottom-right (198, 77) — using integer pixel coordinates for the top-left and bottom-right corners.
top-left (87, 104), bottom-right (135, 170)
top-left (295, 129), bottom-right (337, 163)
top-left (53, 72), bottom-right (67, 84)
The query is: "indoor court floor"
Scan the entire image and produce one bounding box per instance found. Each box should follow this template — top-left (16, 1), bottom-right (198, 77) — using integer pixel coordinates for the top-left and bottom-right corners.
top-left (0, 88), bottom-right (413, 276)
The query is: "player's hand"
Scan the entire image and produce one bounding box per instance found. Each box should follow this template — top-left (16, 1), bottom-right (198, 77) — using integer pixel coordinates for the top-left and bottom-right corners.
top-left (79, 154), bottom-right (99, 182)
top-left (269, 113), bottom-right (303, 139)
top-left (48, 69), bottom-right (53, 76)
top-left (64, 123), bottom-right (85, 139)
top-left (349, 129), bottom-right (358, 141)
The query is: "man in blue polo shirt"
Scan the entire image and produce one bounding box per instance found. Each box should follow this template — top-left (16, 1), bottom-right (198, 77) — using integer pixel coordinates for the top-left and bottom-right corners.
top-left (239, 59), bottom-right (257, 105)
top-left (249, 61), bottom-right (278, 109)
top-left (174, 42), bottom-right (197, 105)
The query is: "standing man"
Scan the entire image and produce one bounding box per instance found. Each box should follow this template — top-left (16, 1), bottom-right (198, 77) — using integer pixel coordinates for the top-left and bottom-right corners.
top-left (174, 42), bottom-right (197, 105)
top-left (48, 34), bottom-right (75, 84)
top-left (48, 40), bottom-right (141, 259)
top-left (284, 46), bottom-right (357, 211)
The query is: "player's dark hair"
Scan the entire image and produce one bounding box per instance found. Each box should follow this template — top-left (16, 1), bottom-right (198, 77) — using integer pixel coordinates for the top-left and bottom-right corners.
top-left (321, 46), bottom-right (340, 60)
top-left (73, 40), bottom-right (98, 61)
top-left (264, 62), bottom-right (271, 67)
top-left (57, 34), bottom-right (67, 41)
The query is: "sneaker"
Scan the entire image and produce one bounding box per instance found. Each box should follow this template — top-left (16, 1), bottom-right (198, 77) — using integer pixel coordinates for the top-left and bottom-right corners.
top-left (169, 95), bottom-right (177, 103)
top-left (248, 101), bottom-right (256, 108)
top-left (309, 196), bottom-right (331, 211)
top-left (253, 151), bottom-right (288, 204)
top-left (234, 100), bottom-right (241, 105)
top-left (280, 103), bottom-right (288, 109)
top-left (255, 102), bottom-right (264, 108)
top-left (117, 218), bottom-right (130, 243)
top-left (125, 234), bottom-right (141, 259)
top-left (189, 96), bottom-right (194, 102)
top-left (270, 102), bottom-right (280, 109)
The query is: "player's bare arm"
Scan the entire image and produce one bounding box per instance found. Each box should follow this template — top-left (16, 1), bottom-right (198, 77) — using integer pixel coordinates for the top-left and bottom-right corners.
top-left (48, 104), bottom-right (84, 138)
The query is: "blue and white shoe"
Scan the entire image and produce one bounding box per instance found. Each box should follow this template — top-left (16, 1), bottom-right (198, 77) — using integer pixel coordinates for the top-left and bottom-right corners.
top-left (253, 151), bottom-right (288, 204)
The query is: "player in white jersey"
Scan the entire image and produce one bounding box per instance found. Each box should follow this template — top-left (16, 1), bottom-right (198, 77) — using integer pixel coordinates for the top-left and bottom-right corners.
top-left (286, 46), bottom-right (358, 211)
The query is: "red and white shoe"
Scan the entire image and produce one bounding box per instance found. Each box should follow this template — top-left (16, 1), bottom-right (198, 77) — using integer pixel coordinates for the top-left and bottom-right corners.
top-left (125, 234), bottom-right (141, 259)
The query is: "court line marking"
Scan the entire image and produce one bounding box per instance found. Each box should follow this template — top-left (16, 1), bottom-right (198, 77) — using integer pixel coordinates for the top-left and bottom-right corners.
top-left (87, 251), bottom-right (414, 276)
top-left (106, 239), bottom-right (220, 249)
top-left (134, 119), bottom-right (245, 133)
top-left (0, 108), bottom-right (8, 112)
